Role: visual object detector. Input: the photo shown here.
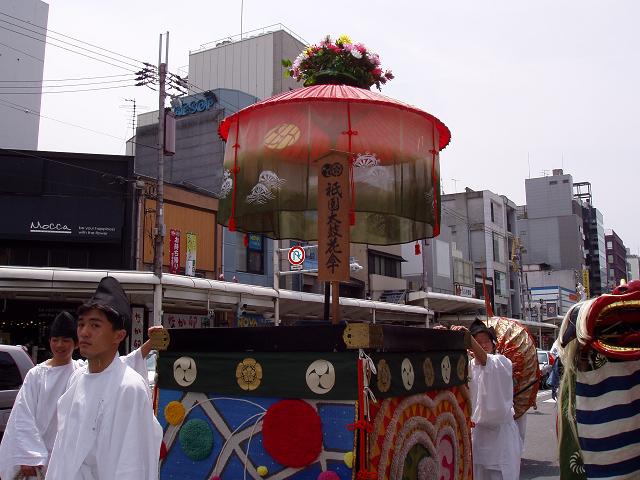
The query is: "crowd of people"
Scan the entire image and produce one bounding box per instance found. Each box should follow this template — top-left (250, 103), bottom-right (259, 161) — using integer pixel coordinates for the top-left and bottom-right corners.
top-left (0, 277), bottom-right (162, 480)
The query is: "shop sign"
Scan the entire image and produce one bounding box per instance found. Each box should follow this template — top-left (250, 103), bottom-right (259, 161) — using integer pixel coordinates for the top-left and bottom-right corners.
top-left (2, 196), bottom-right (122, 243)
top-left (248, 233), bottom-right (262, 251)
top-left (130, 307), bottom-right (145, 350)
top-left (235, 312), bottom-right (267, 328)
top-left (163, 313), bottom-right (212, 329)
top-left (169, 229), bottom-right (180, 274)
top-left (185, 232), bottom-right (197, 276)
top-left (172, 94), bottom-right (217, 117)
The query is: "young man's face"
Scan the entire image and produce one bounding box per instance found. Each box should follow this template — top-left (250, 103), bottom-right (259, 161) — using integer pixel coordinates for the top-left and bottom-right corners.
top-left (77, 308), bottom-right (125, 360)
top-left (49, 336), bottom-right (76, 362)
top-left (474, 332), bottom-right (495, 354)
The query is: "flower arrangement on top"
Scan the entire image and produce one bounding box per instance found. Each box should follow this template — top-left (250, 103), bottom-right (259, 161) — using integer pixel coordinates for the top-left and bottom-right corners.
top-left (282, 35), bottom-right (394, 91)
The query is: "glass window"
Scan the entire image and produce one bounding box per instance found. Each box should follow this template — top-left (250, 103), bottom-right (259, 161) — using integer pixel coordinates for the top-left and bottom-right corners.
top-left (368, 253), bottom-right (401, 278)
top-left (247, 250), bottom-right (263, 274)
top-left (494, 271), bottom-right (506, 296)
top-left (607, 241), bottom-right (613, 249)
top-left (493, 233), bottom-right (501, 262)
top-left (0, 352), bottom-right (22, 390)
top-left (238, 233), bottom-right (264, 274)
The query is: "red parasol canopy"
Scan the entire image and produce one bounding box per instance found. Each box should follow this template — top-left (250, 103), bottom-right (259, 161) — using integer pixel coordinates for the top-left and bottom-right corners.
top-left (219, 85), bottom-right (451, 150)
top-left (216, 85), bottom-right (451, 245)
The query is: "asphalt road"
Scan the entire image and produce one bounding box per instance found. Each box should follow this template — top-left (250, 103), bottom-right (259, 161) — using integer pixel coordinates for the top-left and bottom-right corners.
top-left (519, 388), bottom-right (561, 479)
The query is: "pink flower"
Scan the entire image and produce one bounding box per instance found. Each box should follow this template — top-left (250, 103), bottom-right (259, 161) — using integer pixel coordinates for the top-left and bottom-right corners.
top-left (372, 67), bottom-right (382, 77)
top-left (354, 43), bottom-right (366, 54)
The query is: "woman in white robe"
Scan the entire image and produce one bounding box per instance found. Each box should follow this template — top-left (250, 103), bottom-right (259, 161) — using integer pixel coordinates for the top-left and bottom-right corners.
top-left (453, 320), bottom-right (522, 480)
top-left (0, 312), bottom-right (153, 480)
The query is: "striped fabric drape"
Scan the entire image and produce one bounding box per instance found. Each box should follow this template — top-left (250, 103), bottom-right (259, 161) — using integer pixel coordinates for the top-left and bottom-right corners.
top-left (575, 359), bottom-right (640, 479)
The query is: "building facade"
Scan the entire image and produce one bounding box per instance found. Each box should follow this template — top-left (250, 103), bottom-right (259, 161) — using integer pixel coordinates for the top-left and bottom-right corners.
top-left (574, 182), bottom-right (607, 296)
top-left (0, 0), bottom-right (48, 150)
top-left (605, 229), bottom-right (627, 289)
top-left (627, 251), bottom-right (640, 281)
top-left (188, 27), bottom-right (306, 100)
top-left (0, 148), bottom-right (136, 269)
top-left (438, 188), bottom-right (519, 317)
top-left (519, 169), bottom-right (586, 272)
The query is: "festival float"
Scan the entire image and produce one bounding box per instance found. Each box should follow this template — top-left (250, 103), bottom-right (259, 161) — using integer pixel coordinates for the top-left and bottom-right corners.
top-left (555, 279), bottom-right (640, 479)
top-left (152, 35), bottom-right (475, 480)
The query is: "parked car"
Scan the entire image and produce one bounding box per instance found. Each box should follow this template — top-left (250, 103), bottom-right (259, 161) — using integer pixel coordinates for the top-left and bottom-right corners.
top-left (537, 349), bottom-right (555, 388)
top-left (0, 345), bottom-right (35, 440)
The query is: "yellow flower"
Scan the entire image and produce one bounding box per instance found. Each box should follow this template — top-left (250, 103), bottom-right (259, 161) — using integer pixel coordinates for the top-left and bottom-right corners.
top-left (337, 34), bottom-right (352, 45)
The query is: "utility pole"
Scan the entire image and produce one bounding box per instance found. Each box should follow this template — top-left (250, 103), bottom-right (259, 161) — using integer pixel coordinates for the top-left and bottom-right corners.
top-left (153, 31), bottom-right (169, 327)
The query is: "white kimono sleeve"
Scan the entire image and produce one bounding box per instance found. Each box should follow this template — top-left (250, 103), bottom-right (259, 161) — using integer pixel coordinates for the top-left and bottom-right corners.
top-left (0, 367), bottom-right (48, 480)
top-left (121, 348), bottom-right (147, 382)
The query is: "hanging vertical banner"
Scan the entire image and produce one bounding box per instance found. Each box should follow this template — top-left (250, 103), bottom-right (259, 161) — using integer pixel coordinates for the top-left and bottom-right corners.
top-left (169, 228), bottom-right (180, 274)
top-left (582, 269), bottom-right (590, 299)
top-left (185, 232), bottom-right (197, 276)
top-left (317, 154), bottom-right (350, 282)
top-left (130, 307), bottom-right (144, 352)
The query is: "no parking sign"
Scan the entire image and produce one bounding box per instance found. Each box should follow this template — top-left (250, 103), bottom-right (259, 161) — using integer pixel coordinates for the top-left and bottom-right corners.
top-left (288, 246), bottom-right (305, 270)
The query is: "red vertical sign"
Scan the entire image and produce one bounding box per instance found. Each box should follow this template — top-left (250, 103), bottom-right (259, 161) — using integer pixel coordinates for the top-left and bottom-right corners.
top-left (169, 229), bottom-right (180, 274)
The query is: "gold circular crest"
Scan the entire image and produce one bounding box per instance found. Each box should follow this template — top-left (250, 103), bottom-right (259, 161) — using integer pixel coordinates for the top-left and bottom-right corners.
top-left (264, 123), bottom-right (300, 150)
top-left (457, 355), bottom-right (467, 381)
top-left (423, 357), bottom-right (435, 387)
top-left (377, 359), bottom-right (391, 392)
top-left (236, 357), bottom-right (263, 391)
top-left (150, 327), bottom-right (170, 350)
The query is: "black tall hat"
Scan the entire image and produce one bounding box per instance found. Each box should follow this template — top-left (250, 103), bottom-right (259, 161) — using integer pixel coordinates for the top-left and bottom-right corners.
top-left (50, 311), bottom-right (77, 341)
top-left (77, 277), bottom-right (131, 332)
top-left (469, 318), bottom-right (497, 342)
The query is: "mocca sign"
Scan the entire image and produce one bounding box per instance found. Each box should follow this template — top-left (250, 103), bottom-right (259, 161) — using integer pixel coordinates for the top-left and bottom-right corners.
top-left (29, 221), bottom-right (72, 234)
top-left (1, 196), bottom-right (123, 243)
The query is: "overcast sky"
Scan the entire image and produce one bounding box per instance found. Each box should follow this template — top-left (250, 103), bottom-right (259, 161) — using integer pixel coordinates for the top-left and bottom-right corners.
top-left (7, 0), bottom-right (640, 252)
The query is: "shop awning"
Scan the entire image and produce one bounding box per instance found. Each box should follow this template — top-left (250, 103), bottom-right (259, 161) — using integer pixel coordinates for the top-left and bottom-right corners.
top-left (0, 267), bottom-right (431, 324)
top-left (407, 290), bottom-right (485, 314)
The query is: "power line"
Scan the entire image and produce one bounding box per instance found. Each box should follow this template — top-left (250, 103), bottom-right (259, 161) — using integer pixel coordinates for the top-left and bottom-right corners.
top-left (0, 25), bottom-right (139, 73)
top-left (0, 10), bottom-right (147, 66)
top-left (0, 147), bottom-right (129, 184)
top-left (0, 40), bottom-right (43, 61)
top-left (0, 78), bottom-right (136, 88)
top-left (0, 96), bottom-right (159, 151)
top-left (0, 19), bottom-right (144, 71)
top-left (0, 73), bottom-right (135, 83)
top-left (0, 84), bottom-right (138, 94)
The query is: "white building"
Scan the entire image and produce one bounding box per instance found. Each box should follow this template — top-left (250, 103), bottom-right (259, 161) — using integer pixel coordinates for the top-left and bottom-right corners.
top-left (0, 0), bottom-right (49, 149)
top-left (437, 188), bottom-right (520, 317)
top-left (188, 26), bottom-right (305, 100)
top-left (627, 251), bottom-right (640, 281)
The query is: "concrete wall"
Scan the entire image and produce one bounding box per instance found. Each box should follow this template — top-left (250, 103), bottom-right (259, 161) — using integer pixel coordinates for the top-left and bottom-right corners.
top-left (0, 0), bottom-right (48, 149)
top-left (525, 173), bottom-right (574, 219)
top-left (189, 30), bottom-right (305, 100)
top-left (133, 89), bottom-right (257, 194)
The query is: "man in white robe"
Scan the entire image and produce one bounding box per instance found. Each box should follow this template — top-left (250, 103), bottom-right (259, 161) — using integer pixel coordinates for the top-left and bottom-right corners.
top-left (0, 310), bottom-right (154, 480)
top-left (453, 320), bottom-right (522, 480)
top-left (45, 277), bottom-right (162, 480)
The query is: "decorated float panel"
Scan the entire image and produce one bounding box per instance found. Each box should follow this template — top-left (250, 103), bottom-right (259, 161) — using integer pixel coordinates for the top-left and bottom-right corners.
top-left (152, 324), bottom-right (472, 480)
